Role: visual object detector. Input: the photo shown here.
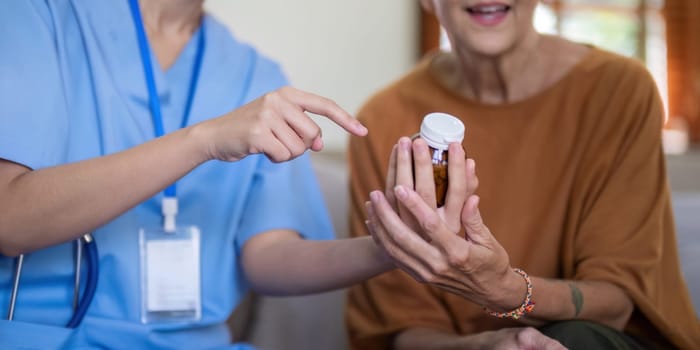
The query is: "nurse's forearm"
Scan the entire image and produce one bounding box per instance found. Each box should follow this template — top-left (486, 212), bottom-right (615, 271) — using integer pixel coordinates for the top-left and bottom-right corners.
top-left (242, 231), bottom-right (393, 296)
top-left (0, 126), bottom-right (210, 256)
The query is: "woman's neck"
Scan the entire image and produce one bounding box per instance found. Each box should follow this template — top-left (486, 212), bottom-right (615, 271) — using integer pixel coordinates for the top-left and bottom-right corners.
top-left (139, 0), bottom-right (204, 70)
top-left (436, 31), bottom-right (592, 105)
top-left (448, 30), bottom-right (545, 104)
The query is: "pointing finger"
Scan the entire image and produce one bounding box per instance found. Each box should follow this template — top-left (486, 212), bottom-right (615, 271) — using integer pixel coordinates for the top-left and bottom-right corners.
top-left (283, 87), bottom-right (368, 137)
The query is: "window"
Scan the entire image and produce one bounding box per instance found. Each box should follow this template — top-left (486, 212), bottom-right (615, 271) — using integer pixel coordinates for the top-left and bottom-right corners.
top-left (423, 0), bottom-right (699, 142)
top-left (534, 0), bottom-right (668, 115)
top-left (431, 1), bottom-right (668, 114)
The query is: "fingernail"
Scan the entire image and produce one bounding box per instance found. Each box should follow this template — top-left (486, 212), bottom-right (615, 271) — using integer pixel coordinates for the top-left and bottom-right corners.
top-left (413, 137), bottom-right (425, 147)
top-left (394, 185), bottom-right (407, 199)
top-left (365, 201), bottom-right (374, 217)
top-left (456, 143), bottom-right (465, 156)
top-left (356, 122), bottom-right (368, 134)
top-left (399, 137), bottom-right (411, 150)
top-left (370, 191), bottom-right (380, 201)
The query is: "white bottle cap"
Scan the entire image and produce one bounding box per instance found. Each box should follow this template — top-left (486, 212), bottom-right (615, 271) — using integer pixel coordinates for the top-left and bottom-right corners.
top-left (419, 112), bottom-right (465, 150)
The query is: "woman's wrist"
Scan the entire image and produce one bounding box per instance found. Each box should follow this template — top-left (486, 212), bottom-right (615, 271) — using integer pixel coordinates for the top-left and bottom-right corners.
top-left (487, 267), bottom-right (529, 312)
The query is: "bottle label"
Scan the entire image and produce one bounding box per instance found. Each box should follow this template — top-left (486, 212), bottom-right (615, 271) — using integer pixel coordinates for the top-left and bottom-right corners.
top-left (431, 148), bottom-right (447, 166)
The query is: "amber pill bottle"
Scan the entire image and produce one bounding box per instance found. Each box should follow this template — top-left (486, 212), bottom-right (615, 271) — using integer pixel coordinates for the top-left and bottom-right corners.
top-left (415, 112), bottom-right (465, 207)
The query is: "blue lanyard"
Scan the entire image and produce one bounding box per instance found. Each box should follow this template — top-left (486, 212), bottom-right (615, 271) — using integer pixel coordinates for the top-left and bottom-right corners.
top-left (127, 0), bottom-right (206, 198)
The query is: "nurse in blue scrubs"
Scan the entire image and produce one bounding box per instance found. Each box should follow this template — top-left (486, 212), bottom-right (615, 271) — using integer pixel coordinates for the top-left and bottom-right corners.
top-left (0, 1), bottom-right (393, 348)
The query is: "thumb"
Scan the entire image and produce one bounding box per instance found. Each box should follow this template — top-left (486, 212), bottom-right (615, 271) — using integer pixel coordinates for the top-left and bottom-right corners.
top-left (511, 328), bottom-right (567, 350)
top-left (525, 336), bottom-right (565, 350)
top-left (461, 195), bottom-right (492, 244)
top-left (310, 135), bottom-right (324, 152)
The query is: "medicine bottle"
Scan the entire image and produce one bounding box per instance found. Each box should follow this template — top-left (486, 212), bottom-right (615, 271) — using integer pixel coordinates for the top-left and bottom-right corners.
top-left (415, 112), bottom-right (465, 207)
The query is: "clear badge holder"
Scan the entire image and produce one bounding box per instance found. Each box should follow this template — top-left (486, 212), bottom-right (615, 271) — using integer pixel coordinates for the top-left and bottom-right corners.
top-left (139, 226), bottom-right (202, 324)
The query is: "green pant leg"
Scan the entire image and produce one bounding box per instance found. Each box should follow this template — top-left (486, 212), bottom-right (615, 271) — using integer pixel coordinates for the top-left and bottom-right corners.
top-left (539, 320), bottom-right (650, 350)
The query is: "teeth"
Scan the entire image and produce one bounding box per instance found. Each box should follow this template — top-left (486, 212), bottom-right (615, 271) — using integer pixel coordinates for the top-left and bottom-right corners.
top-left (467, 5), bottom-right (509, 14)
top-left (480, 5), bottom-right (505, 13)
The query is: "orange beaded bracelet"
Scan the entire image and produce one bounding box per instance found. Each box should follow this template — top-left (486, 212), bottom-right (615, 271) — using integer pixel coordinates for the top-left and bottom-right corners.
top-left (483, 268), bottom-right (535, 320)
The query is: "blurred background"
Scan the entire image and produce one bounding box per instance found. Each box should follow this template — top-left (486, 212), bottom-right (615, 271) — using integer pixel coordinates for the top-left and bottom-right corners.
top-left (204, 0), bottom-right (419, 152)
top-left (204, 1), bottom-right (699, 349)
top-left (206, 0), bottom-right (699, 152)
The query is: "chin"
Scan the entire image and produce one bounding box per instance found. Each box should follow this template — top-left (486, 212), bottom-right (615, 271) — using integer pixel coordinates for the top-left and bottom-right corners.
top-left (463, 35), bottom-right (516, 57)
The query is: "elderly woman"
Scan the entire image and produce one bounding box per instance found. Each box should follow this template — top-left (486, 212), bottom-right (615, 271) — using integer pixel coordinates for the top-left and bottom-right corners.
top-left (347, 0), bottom-right (700, 349)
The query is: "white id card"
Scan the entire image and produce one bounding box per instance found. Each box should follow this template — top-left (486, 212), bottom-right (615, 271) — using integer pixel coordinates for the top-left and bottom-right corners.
top-left (139, 226), bottom-right (202, 324)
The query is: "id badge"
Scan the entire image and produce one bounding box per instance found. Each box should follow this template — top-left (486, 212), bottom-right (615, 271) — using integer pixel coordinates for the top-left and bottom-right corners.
top-left (139, 226), bottom-right (202, 324)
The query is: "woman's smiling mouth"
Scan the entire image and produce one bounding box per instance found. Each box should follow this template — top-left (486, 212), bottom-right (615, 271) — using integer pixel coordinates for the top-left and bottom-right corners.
top-left (465, 3), bottom-right (512, 26)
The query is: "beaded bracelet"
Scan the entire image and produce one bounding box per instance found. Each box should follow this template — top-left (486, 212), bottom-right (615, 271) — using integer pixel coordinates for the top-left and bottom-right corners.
top-left (483, 268), bottom-right (535, 320)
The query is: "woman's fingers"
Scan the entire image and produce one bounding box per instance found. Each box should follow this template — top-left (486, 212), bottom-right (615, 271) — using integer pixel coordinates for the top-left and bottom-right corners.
top-left (395, 137), bottom-right (414, 189)
top-left (369, 191), bottom-right (438, 258)
top-left (394, 137), bottom-right (421, 229)
top-left (460, 195), bottom-right (495, 245)
top-left (391, 185), bottom-right (466, 257)
top-left (365, 196), bottom-right (435, 282)
top-left (384, 145), bottom-right (399, 212)
top-left (412, 138), bottom-right (437, 209)
top-left (443, 144), bottom-right (468, 231)
top-left (372, 187), bottom-right (515, 302)
top-left (372, 189), bottom-right (487, 292)
top-left (465, 158), bottom-right (479, 196)
top-left (513, 328), bottom-right (567, 350)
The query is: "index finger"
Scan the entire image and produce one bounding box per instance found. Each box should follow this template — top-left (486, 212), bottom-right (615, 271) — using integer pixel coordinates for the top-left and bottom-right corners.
top-left (283, 87), bottom-right (368, 137)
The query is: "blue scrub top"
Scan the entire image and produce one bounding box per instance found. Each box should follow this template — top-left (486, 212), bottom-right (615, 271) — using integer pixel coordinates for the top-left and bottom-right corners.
top-left (0, 1), bottom-right (334, 348)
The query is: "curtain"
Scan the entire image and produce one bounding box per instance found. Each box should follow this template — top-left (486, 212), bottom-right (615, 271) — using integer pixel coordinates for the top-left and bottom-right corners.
top-left (421, 8), bottom-right (440, 56)
top-left (665, 0), bottom-right (700, 142)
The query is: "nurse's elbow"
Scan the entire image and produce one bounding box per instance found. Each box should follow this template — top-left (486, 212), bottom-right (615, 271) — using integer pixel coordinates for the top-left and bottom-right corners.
top-left (0, 226), bottom-right (25, 257)
top-left (1, 249), bottom-right (23, 258)
top-left (0, 238), bottom-right (24, 257)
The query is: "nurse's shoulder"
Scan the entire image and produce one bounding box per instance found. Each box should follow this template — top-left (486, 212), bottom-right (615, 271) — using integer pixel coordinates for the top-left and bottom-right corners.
top-left (0, 1), bottom-right (63, 72)
top-left (203, 15), bottom-right (289, 99)
top-left (0, 1), bottom-right (77, 172)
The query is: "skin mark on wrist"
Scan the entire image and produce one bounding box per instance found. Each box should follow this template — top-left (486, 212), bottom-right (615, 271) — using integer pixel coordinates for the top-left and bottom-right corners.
top-left (568, 282), bottom-right (584, 317)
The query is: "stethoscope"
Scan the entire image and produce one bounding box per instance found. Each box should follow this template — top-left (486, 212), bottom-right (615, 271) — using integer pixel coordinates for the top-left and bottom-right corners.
top-left (4, 0), bottom-right (205, 328)
top-left (7, 234), bottom-right (99, 328)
